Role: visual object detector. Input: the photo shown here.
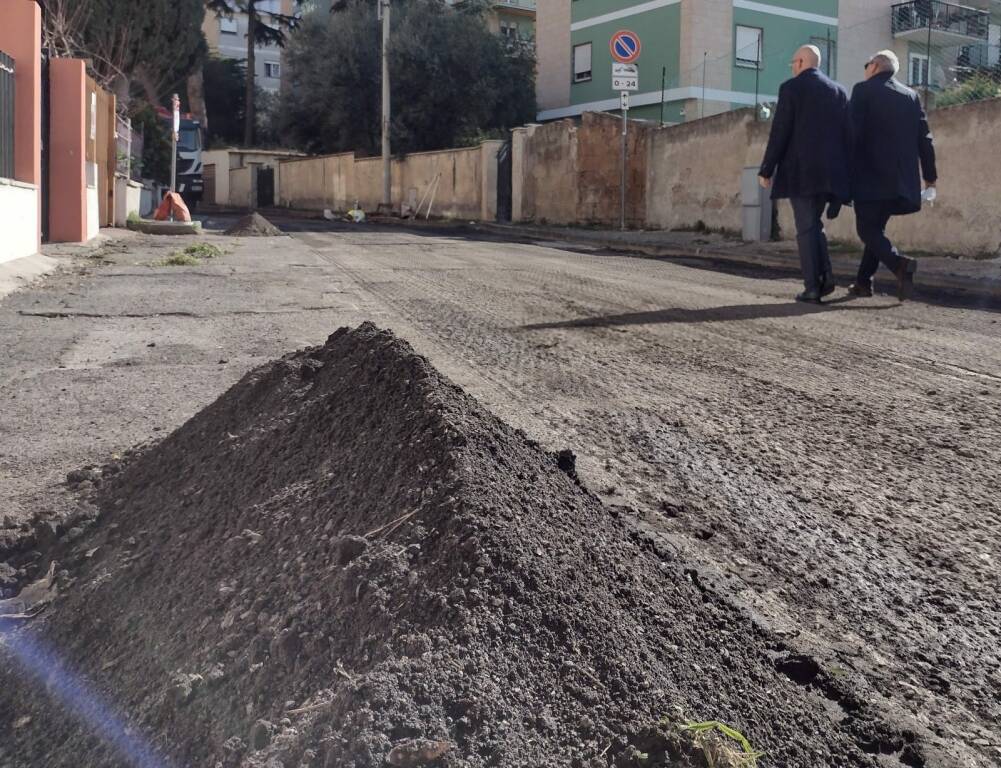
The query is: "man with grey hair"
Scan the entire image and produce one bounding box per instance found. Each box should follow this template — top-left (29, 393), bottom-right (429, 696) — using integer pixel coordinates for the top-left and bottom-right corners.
top-left (849, 49), bottom-right (937, 301)
top-left (759, 45), bottom-right (851, 303)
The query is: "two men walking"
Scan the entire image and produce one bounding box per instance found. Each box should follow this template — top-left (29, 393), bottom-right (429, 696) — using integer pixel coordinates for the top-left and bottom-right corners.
top-left (759, 47), bottom-right (938, 302)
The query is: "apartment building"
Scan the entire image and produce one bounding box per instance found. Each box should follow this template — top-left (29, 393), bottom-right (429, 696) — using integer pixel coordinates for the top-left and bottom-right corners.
top-left (537, 1), bottom-right (1001, 123)
top-left (202, 0), bottom-right (294, 93)
top-left (446, 0), bottom-right (537, 42)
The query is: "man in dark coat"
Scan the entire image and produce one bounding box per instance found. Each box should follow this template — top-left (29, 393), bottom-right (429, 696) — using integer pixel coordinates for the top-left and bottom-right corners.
top-left (849, 50), bottom-right (938, 301)
top-left (759, 45), bottom-right (851, 303)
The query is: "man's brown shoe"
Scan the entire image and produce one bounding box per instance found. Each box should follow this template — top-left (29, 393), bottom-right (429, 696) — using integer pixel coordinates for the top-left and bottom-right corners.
top-left (895, 258), bottom-right (917, 301)
top-left (847, 281), bottom-right (873, 298)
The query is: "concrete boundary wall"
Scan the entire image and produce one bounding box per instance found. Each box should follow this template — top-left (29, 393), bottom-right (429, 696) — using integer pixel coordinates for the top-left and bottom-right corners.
top-left (0, 0), bottom-right (42, 258)
top-left (514, 99), bottom-right (1001, 257)
top-left (0, 179), bottom-right (38, 264)
top-left (643, 99), bottom-right (1001, 257)
top-left (277, 142), bottom-right (503, 221)
top-left (272, 98), bottom-right (1000, 256)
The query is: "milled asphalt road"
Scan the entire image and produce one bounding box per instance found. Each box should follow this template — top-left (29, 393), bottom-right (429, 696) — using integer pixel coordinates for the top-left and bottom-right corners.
top-left (2, 219), bottom-right (1000, 766)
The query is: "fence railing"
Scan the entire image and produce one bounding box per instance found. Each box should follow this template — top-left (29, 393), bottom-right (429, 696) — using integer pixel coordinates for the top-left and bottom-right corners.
top-left (891, 1), bottom-right (990, 41)
top-left (0, 50), bottom-right (15, 181)
top-left (961, 43), bottom-right (1001, 71)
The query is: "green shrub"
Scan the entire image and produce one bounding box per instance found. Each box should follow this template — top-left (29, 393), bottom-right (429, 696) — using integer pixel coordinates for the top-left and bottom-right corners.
top-left (936, 74), bottom-right (1001, 109)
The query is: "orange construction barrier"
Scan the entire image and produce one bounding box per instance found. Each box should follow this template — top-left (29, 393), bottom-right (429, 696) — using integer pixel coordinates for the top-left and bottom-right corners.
top-left (154, 192), bottom-right (192, 222)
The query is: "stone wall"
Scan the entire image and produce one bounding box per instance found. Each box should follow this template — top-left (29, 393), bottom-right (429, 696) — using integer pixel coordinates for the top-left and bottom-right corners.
top-left (514, 113), bottom-right (652, 227)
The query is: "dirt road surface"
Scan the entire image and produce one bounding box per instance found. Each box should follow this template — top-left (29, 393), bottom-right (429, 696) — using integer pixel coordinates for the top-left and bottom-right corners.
top-left (1, 221), bottom-right (999, 766)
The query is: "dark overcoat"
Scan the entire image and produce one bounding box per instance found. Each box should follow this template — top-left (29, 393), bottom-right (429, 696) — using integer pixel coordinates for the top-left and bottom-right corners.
top-left (759, 68), bottom-right (852, 203)
top-left (849, 71), bottom-right (938, 215)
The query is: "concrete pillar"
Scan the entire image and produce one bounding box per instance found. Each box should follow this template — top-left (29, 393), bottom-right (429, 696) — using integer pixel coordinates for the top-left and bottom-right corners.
top-left (0, 0), bottom-right (42, 250)
top-left (511, 127), bottom-right (527, 223)
top-left (49, 59), bottom-right (88, 243)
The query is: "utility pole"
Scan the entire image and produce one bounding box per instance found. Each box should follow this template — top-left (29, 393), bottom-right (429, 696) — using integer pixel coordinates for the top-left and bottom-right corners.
top-left (701, 51), bottom-right (708, 119)
top-left (380, 0), bottom-right (391, 210)
top-left (925, 11), bottom-right (933, 109)
top-left (245, 0), bottom-right (257, 147)
top-left (659, 66), bottom-right (666, 126)
top-left (825, 27), bottom-right (833, 77)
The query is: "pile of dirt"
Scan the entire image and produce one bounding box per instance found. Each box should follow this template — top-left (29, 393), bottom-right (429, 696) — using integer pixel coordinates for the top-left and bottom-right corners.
top-left (0, 324), bottom-right (886, 768)
top-left (225, 212), bottom-right (283, 237)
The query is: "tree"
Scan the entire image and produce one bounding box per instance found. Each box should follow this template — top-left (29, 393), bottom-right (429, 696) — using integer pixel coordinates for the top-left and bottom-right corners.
top-left (281, 0), bottom-right (536, 155)
top-left (200, 58), bottom-right (282, 148)
top-left (202, 59), bottom-right (249, 146)
top-left (205, 0), bottom-right (305, 146)
top-left (40, 0), bottom-right (207, 107)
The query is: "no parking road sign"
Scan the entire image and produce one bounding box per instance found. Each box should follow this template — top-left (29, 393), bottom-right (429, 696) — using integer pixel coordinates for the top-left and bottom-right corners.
top-left (610, 30), bottom-right (641, 64)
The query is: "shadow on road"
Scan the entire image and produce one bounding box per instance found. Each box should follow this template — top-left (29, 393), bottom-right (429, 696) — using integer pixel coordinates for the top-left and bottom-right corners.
top-left (520, 297), bottom-right (896, 331)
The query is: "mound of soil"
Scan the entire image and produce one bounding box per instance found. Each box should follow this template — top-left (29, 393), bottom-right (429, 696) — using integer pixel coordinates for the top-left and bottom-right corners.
top-left (225, 212), bottom-right (283, 237)
top-left (0, 324), bottom-right (880, 768)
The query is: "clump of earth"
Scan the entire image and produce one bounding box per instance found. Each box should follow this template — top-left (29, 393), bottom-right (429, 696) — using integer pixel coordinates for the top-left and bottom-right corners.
top-left (0, 324), bottom-right (887, 767)
top-left (225, 212), bottom-right (283, 237)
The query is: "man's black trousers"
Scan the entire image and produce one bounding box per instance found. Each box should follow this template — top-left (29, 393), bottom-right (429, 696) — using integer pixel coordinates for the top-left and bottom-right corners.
top-left (790, 196), bottom-right (832, 291)
top-left (854, 200), bottom-right (905, 284)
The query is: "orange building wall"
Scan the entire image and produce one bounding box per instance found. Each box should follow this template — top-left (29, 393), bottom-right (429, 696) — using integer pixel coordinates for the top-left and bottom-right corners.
top-left (49, 59), bottom-right (88, 243)
top-left (0, 0), bottom-right (42, 249)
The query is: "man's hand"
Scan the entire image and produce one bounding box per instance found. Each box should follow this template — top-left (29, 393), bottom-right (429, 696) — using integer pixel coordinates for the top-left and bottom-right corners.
top-left (758, 175), bottom-right (772, 189)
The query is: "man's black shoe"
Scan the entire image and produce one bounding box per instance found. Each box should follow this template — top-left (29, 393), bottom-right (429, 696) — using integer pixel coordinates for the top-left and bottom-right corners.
top-left (895, 257), bottom-right (917, 301)
top-left (796, 289), bottom-right (822, 303)
top-left (847, 281), bottom-right (873, 298)
top-left (820, 273), bottom-right (837, 297)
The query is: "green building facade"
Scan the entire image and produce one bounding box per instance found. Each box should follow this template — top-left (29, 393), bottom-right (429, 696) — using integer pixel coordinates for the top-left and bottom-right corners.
top-left (562, 0), bottom-right (840, 123)
top-left (540, 1), bottom-right (999, 123)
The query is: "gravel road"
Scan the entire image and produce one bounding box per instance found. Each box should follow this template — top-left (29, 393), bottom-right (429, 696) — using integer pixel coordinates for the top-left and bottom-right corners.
top-left (2, 220), bottom-right (999, 766)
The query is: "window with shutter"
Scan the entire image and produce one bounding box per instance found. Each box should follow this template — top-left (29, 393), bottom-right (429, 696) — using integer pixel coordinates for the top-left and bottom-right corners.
top-left (573, 43), bottom-right (592, 83)
top-left (735, 26), bottom-right (762, 68)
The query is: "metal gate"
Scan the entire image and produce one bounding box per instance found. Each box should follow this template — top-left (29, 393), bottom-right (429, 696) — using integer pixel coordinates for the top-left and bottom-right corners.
top-left (40, 51), bottom-right (50, 242)
top-left (0, 50), bottom-right (14, 181)
top-left (203, 163), bottom-right (216, 206)
top-left (496, 139), bottom-right (513, 223)
top-left (257, 166), bottom-right (274, 209)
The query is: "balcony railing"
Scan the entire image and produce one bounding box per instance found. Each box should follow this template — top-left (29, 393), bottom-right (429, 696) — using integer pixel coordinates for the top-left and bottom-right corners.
top-left (494, 0), bottom-right (536, 10)
top-left (961, 43), bottom-right (1001, 70)
top-left (892, 1), bottom-right (990, 42)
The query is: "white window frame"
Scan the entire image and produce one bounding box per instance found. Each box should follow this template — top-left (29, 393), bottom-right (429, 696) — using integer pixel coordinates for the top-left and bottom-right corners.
top-left (265, 62), bottom-right (281, 79)
top-left (573, 42), bottom-right (592, 83)
top-left (220, 16), bottom-right (238, 34)
top-left (909, 52), bottom-right (930, 86)
top-left (735, 25), bottom-right (763, 69)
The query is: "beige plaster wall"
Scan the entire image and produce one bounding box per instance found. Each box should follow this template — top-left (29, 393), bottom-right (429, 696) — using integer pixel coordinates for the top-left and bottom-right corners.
top-left (647, 99), bottom-right (1001, 258)
top-left (535, 0), bottom-right (571, 114)
top-left (229, 166), bottom-right (254, 209)
top-left (276, 144), bottom-right (496, 221)
top-left (647, 109), bottom-right (767, 233)
top-left (679, 0), bottom-right (734, 120)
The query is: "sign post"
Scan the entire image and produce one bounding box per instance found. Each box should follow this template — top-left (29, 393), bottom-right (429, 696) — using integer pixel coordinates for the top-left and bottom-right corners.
top-left (379, 0), bottom-right (391, 210)
top-left (170, 94), bottom-right (180, 195)
top-left (610, 31), bottom-right (640, 231)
